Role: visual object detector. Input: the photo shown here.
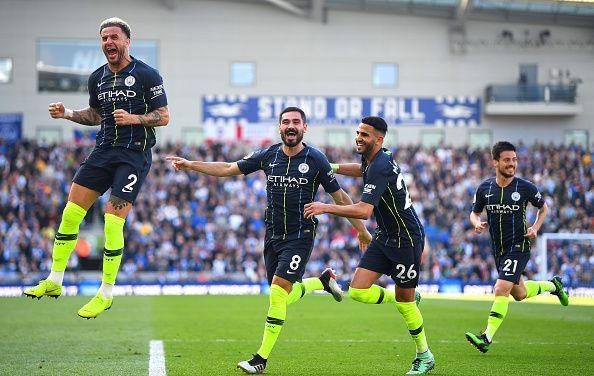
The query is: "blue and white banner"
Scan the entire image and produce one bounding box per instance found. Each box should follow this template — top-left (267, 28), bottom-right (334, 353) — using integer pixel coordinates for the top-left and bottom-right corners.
top-left (0, 113), bottom-right (23, 143)
top-left (202, 94), bottom-right (481, 127)
top-left (73, 129), bottom-right (97, 145)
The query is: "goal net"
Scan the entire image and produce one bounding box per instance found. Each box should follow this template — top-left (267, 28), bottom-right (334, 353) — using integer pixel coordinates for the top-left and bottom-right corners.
top-left (537, 233), bottom-right (594, 297)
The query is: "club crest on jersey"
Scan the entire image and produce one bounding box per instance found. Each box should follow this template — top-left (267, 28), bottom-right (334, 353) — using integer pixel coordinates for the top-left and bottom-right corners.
top-left (298, 163), bottom-right (309, 173)
top-left (511, 192), bottom-right (521, 201)
top-left (125, 76), bottom-right (136, 87)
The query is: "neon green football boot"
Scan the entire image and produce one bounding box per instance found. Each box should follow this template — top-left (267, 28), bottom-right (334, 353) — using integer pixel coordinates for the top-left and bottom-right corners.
top-left (465, 332), bottom-right (491, 353)
top-left (550, 276), bottom-right (569, 306)
top-left (23, 279), bottom-right (62, 299)
top-left (77, 293), bottom-right (113, 319)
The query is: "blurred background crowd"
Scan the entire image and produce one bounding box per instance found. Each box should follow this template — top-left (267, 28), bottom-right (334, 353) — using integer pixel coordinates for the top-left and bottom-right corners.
top-left (0, 139), bottom-right (592, 287)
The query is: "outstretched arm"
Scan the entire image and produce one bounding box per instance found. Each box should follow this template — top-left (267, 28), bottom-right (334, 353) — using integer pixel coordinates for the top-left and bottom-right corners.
top-left (304, 199), bottom-right (374, 221)
top-left (331, 163), bottom-right (363, 177)
top-left (166, 156), bottom-right (242, 177)
top-left (328, 189), bottom-right (369, 231)
top-left (113, 106), bottom-right (170, 127)
top-left (49, 102), bottom-right (101, 126)
top-left (328, 189), bottom-right (372, 251)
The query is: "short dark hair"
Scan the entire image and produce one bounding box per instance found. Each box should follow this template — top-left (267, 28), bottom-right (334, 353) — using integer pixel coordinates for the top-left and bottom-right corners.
top-left (279, 107), bottom-right (306, 124)
top-left (491, 141), bottom-right (516, 160)
top-left (361, 116), bottom-right (387, 135)
top-left (100, 17), bottom-right (131, 39)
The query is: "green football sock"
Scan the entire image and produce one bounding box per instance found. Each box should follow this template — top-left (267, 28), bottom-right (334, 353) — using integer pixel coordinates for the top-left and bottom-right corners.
top-left (257, 284), bottom-right (288, 359)
top-left (51, 201), bottom-right (87, 272)
top-left (102, 213), bottom-right (125, 285)
top-left (348, 285), bottom-right (395, 304)
top-left (525, 280), bottom-right (555, 299)
top-left (396, 301), bottom-right (429, 353)
top-left (286, 278), bottom-right (323, 305)
top-left (485, 295), bottom-right (509, 341)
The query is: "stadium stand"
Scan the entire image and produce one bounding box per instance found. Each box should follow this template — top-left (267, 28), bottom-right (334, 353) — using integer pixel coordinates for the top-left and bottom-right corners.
top-left (1, 139), bottom-right (591, 288)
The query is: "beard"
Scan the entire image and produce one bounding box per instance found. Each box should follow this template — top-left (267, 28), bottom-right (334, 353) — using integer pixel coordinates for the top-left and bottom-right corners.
top-left (356, 142), bottom-right (372, 155)
top-left (280, 130), bottom-right (303, 147)
top-left (499, 166), bottom-right (515, 178)
top-left (103, 45), bottom-right (126, 65)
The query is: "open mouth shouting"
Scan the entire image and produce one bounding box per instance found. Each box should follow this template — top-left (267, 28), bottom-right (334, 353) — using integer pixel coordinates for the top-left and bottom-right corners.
top-left (282, 128), bottom-right (301, 146)
top-left (105, 46), bottom-right (119, 61)
top-left (285, 129), bottom-right (297, 139)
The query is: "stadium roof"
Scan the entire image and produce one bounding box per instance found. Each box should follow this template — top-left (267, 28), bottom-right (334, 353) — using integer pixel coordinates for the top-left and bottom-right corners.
top-left (217, 0), bottom-right (594, 28)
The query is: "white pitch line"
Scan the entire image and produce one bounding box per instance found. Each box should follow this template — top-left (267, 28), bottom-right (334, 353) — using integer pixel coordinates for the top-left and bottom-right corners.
top-left (149, 340), bottom-right (166, 376)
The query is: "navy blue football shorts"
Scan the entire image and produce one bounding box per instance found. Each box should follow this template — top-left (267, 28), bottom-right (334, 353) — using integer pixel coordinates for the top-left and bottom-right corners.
top-left (263, 230), bottom-right (315, 285)
top-left (73, 147), bottom-right (152, 204)
top-left (494, 250), bottom-right (531, 284)
top-left (358, 234), bottom-right (423, 288)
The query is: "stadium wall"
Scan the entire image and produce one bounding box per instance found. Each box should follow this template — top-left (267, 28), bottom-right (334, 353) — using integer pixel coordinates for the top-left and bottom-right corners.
top-left (0, 0), bottom-right (592, 147)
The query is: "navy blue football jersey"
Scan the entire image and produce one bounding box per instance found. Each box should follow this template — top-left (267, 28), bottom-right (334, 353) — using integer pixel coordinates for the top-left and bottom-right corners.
top-left (472, 177), bottom-right (545, 254)
top-left (237, 143), bottom-right (340, 240)
top-left (88, 57), bottom-right (167, 151)
top-left (361, 148), bottom-right (424, 248)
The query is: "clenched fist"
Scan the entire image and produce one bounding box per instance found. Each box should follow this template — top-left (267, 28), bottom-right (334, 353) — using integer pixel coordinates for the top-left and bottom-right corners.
top-left (48, 102), bottom-right (66, 118)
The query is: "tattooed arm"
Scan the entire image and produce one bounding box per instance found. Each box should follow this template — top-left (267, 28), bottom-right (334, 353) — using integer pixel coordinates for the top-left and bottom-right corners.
top-left (138, 106), bottom-right (169, 127)
top-left (48, 102), bottom-right (101, 126)
top-left (112, 106), bottom-right (170, 127)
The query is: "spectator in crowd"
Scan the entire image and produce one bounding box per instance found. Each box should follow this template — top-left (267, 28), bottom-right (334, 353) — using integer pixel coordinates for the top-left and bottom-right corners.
top-left (0, 139), bottom-right (592, 287)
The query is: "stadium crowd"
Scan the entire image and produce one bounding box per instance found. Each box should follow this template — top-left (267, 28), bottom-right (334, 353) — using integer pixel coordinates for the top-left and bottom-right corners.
top-left (0, 139), bottom-right (592, 287)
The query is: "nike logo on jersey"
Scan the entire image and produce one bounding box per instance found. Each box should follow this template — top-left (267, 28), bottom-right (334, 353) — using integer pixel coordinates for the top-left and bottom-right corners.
top-left (485, 194), bottom-right (494, 198)
top-left (286, 270), bottom-right (296, 275)
top-left (97, 82), bottom-right (103, 88)
top-left (504, 272), bottom-right (514, 276)
top-left (269, 163), bottom-right (280, 167)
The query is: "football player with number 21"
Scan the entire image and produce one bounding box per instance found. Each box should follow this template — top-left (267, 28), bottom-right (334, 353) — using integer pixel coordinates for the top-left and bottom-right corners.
top-left (465, 141), bottom-right (568, 353)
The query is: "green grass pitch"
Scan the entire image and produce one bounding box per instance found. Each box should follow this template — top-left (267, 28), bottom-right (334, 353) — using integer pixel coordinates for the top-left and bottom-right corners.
top-left (2, 295), bottom-right (592, 375)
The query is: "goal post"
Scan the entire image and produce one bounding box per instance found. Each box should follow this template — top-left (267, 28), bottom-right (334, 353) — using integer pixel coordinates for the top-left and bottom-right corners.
top-left (537, 232), bottom-right (594, 282)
